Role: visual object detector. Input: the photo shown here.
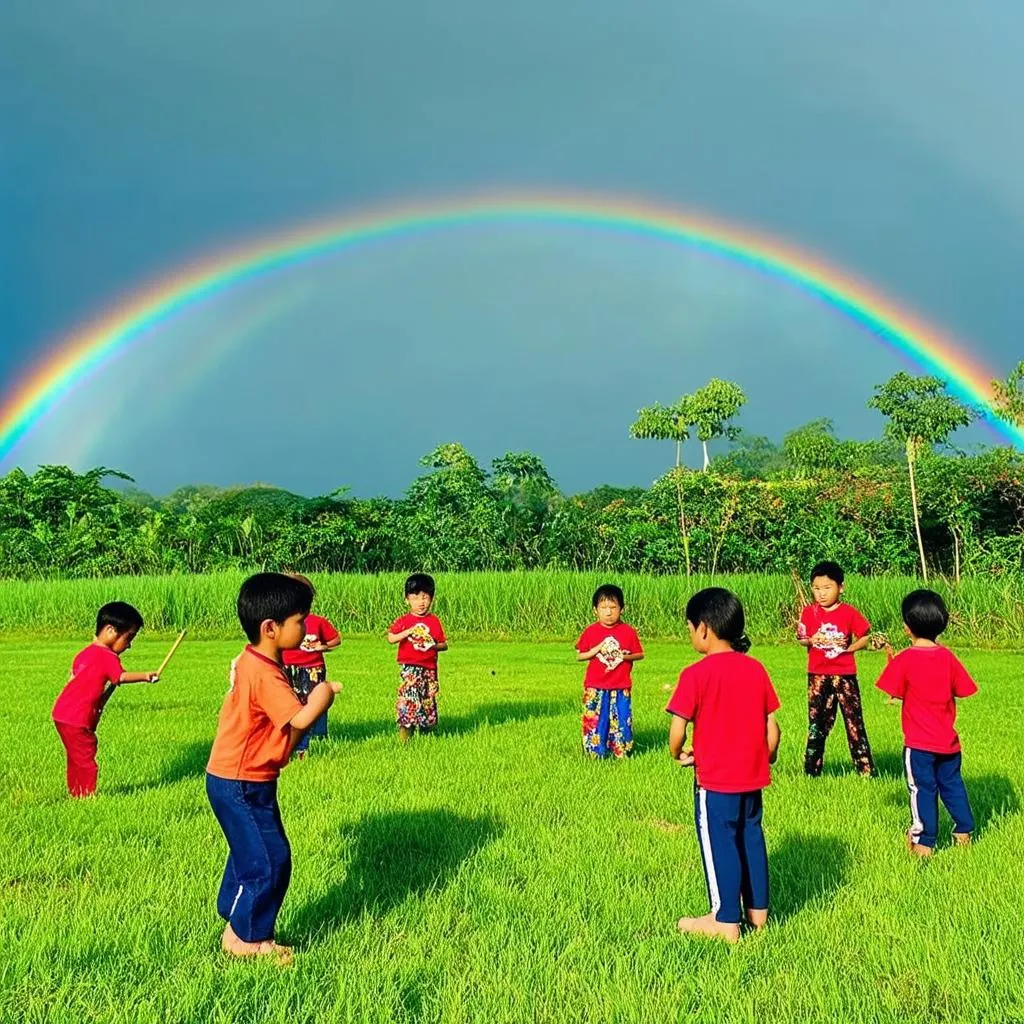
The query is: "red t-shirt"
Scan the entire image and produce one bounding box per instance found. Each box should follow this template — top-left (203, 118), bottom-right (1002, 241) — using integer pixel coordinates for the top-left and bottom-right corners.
top-left (207, 647), bottom-right (304, 782)
top-left (389, 613), bottom-right (446, 669)
top-left (665, 651), bottom-right (781, 794)
top-left (798, 602), bottom-right (870, 676)
top-left (876, 645), bottom-right (978, 754)
top-left (576, 622), bottom-right (643, 690)
top-left (52, 643), bottom-right (125, 730)
top-left (282, 613), bottom-right (340, 670)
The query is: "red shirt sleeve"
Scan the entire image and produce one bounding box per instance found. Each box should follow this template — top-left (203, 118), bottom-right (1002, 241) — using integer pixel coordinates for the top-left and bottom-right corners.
top-left (101, 648), bottom-right (125, 683)
top-left (319, 618), bottom-right (340, 643)
top-left (764, 671), bottom-right (781, 714)
top-left (849, 605), bottom-right (870, 637)
top-left (576, 625), bottom-right (594, 653)
top-left (626, 626), bottom-right (643, 655)
top-left (389, 615), bottom-right (406, 635)
top-left (665, 668), bottom-right (697, 720)
top-left (950, 653), bottom-right (978, 699)
top-left (797, 606), bottom-right (813, 639)
top-left (433, 617), bottom-right (447, 644)
top-left (252, 669), bottom-right (304, 729)
top-left (876, 656), bottom-right (906, 699)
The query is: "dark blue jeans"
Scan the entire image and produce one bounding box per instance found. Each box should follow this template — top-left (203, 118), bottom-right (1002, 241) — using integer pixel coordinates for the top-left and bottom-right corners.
top-left (905, 748), bottom-right (975, 848)
top-left (694, 785), bottom-right (769, 924)
top-left (206, 773), bottom-right (291, 942)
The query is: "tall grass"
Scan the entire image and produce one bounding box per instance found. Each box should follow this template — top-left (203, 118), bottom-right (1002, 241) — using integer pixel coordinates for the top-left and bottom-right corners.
top-left (2, 571), bottom-right (1023, 645)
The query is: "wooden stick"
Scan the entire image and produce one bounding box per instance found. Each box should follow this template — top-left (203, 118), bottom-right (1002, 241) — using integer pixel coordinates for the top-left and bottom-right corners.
top-left (156, 630), bottom-right (187, 677)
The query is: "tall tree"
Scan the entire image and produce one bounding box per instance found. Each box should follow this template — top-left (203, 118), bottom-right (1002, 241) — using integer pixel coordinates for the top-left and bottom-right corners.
top-left (868, 372), bottom-right (976, 580)
top-left (687, 378), bottom-right (747, 471)
top-left (993, 361), bottom-right (1024, 428)
top-left (629, 401), bottom-right (694, 575)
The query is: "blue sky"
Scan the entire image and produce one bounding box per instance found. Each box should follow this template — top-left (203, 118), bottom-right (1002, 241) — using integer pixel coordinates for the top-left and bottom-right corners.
top-left (2, 2), bottom-right (1022, 496)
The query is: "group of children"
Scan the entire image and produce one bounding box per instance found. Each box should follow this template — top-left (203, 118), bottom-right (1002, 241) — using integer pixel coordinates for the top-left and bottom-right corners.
top-left (50, 561), bottom-right (979, 957)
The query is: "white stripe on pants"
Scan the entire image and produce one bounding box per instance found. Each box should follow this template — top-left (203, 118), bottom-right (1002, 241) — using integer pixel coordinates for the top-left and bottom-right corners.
top-left (904, 747), bottom-right (923, 842)
top-left (697, 787), bottom-right (721, 915)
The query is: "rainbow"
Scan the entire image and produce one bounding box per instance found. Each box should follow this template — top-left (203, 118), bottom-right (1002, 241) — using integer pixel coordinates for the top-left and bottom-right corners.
top-left (2, 190), bottom-right (1021, 463)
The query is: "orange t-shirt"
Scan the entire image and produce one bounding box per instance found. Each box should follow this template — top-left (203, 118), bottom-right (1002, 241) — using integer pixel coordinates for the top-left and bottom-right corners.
top-left (207, 647), bottom-right (304, 782)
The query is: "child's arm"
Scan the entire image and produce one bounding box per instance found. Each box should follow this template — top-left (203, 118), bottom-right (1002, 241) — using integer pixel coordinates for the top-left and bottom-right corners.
top-left (767, 713), bottom-right (781, 764)
top-left (118, 670), bottom-right (160, 684)
top-left (286, 681), bottom-right (341, 755)
top-left (668, 714), bottom-right (691, 763)
top-left (576, 643), bottom-right (606, 661)
top-left (436, 641), bottom-right (448, 652)
top-left (387, 627), bottom-right (415, 644)
top-left (622, 651), bottom-right (644, 662)
top-left (318, 636), bottom-right (342, 652)
top-left (846, 633), bottom-right (871, 654)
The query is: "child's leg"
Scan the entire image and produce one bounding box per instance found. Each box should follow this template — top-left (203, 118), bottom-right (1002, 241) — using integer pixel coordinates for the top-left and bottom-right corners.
top-left (419, 668), bottom-right (439, 734)
top-left (307, 670), bottom-right (329, 741)
top-left (397, 665), bottom-right (418, 740)
top-left (56, 723), bottom-right (98, 797)
top-left (836, 675), bottom-right (875, 776)
top-left (582, 688), bottom-right (611, 758)
top-left (688, 786), bottom-right (743, 929)
top-left (936, 752), bottom-right (975, 841)
top-left (737, 790), bottom-right (769, 926)
top-left (905, 748), bottom-right (939, 851)
top-left (206, 774), bottom-right (292, 944)
top-left (608, 689), bottom-right (634, 758)
top-left (804, 675), bottom-right (839, 776)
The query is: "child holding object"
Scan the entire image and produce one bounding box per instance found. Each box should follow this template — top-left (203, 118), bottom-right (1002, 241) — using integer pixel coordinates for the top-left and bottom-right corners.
top-left (575, 583), bottom-right (644, 758)
top-left (387, 573), bottom-right (447, 743)
top-left (876, 590), bottom-right (977, 857)
top-left (282, 573), bottom-right (341, 759)
top-left (206, 573), bottom-right (341, 963)
top-left (797, 561), bottom-right (875, 777)
top-left (52, 602), bottom-right (160, 798)
top-left (666, 588), bottom-right (781, 943)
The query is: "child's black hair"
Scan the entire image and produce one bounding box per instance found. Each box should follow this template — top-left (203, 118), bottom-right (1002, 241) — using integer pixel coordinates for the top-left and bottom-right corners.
top-left (592, 583), bottom-right (625, 609)
top-left (902, 589), bottom-right (949, 641)
top-left (685, 587), bottom-right (751, 653)
top-left (810, 561), bottom-right (845, 586)
top-left (404, 573), bottom-right (436, 598)
top-left (96, 601), bottom-right (144, 637)
top-left (237, 572), bottom-right (313, 644)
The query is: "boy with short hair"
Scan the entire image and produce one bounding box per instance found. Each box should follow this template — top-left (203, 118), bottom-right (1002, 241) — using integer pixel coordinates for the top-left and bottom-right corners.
top-left (387, 573), bottom-right (448, 743)
top-left (575, 583), bottom-right (644, 758)
top-left (282, 572), bottom-right (341, 759)
top-left (876, 589), bottom-right (977, 857)
top-left (206, 572), bottom-right (341, 962)
top-left (52, 601), bottom-right (160, 797)
top-left (797, 561), bottom-right (875, 777)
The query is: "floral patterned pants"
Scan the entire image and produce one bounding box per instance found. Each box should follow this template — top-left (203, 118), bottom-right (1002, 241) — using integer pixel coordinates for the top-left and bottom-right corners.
top-left (582, 687), bottom-right (633, 759)
top-left (396, 664), bottom-right (439, 732)
top-left (804, 674), bottom-right (874, 776)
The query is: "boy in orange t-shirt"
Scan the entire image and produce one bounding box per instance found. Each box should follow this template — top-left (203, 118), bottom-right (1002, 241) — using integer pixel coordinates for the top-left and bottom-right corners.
top-left (206, 573), bottom-right (341, 963)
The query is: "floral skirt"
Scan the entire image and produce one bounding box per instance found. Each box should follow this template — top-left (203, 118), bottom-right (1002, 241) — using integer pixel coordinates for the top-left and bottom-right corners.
top-left (396, 664), bottom-right (439, 731)
top-left (582, 687), bottom-right (633, 759)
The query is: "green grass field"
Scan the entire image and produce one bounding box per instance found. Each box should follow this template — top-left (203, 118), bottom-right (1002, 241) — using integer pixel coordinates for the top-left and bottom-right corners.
top-left (4, 638), bottom-right (1023, 1023)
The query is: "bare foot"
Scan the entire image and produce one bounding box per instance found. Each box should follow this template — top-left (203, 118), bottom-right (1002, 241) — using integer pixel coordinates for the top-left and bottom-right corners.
top-left (221, 925), bottom-right (293, 964)
top-left (745, 908), bottom-right (768, 931)
top-left (953, 832), bottom-right (972, 847)
top-left (398, 727), bottom-right (413, 745)
top-left (676, 914), bottom-right (741, 943)
top-left (908, 839), bottom-right (933, 858)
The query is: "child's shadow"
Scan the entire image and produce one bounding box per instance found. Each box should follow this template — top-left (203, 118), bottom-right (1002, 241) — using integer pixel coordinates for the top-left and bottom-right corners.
top-left (770, 832), bottom-right (852, 923)
top-left (885, 772), bottom-right (1019, 838)
top-left (287, 809), bottom-right (501, 945)
top-left (818, 749), bottom-right (904, 779)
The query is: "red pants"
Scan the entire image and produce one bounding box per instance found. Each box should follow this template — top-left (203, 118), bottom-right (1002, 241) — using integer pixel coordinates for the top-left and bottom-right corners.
top-left (54, 722), bottom-right (98, 797)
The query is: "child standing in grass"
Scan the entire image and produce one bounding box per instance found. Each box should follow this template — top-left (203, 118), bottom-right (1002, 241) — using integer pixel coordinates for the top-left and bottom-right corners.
top-left (575, 583), bottom-right (644, 758)
top-left (387, 573), bottom-right (448, 743)
top-left (666, 588), bottom-right (781, 943)
top-left (797, 561), bottom-right (875, 776)
top-left (52, 602), bottom-right (161, 798)
top-left (206, 573), bottom-right (341, 962)
top-left (282, 573), bottom-right (341, 759)
top-left (876, 590), bottom-right (977, 857)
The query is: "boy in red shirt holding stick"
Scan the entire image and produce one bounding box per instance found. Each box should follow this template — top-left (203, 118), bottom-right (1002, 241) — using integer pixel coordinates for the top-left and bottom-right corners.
top-left (575, 583), bottom-right (644, 758)
top-left (52, 602), bottom-right (161, 797)
top-left (666, 588), bottom-right (781, 943)
top-left (206, 573), bottom-right (341, 962)
top-left (797, 561), bottom-right (875, 776)
top-left (876, 589), bottom-right (977, 857)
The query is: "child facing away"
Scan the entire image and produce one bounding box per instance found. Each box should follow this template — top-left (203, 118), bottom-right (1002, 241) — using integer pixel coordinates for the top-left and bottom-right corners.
top-left (281, 573), bottom-right (341, 759)
top-left (52, 602), bottom-right (161, 797)
top-left (575, 583), bottom-right (644, 758)
top-left (876, 589), bottom-right (977, 857)
top-left (797, 561), bottom-right (875, 777)
top-left (205, 572), bottom-right (341, 962)
top-left (387, 573), bottom-right (448, 743)
top-left (666, 588), bottom-right (781, 943)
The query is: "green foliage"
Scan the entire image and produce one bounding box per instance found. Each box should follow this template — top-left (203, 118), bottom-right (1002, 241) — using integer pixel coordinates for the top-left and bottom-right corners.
top-left (993, 360), bottom-right (1024, 428)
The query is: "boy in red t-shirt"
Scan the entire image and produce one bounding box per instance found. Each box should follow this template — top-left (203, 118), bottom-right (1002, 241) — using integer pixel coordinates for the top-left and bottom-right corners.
top-left (666, 588), bottom-right (781, 944)
top-left (282, 573), bottom-right (341, 759)
top-left (52, 602), bottom-right (161, 797)
top-left (797, 561), bottom-right (875, 776)
top-left (206, 573), bottom-right (341, 962)
top-left (876, 589), bottom-right (977, 858)
top-left (387, 573), bottom-right (448, 743)
top-left (575, 583), bottom-right (644, 758)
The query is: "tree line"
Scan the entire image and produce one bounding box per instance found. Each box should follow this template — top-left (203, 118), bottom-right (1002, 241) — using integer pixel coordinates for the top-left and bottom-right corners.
top-left (1, 366), bottom-right (1022, 580)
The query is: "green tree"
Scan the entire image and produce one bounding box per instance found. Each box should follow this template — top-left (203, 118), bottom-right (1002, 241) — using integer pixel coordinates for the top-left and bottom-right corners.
top-left (868, 372), bottom-right (977, 580)
top-left (629, 401), bottom-right (694, 575)
top-left (687, 378), bottom-right (747, 471)
top-left (993, 361), bottom-right (1024, 428)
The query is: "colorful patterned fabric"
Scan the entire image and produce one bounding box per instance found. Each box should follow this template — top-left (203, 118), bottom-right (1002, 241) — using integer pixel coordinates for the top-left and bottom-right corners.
top-left (582, 686), bottom-right (633, 758)
top-left (804, 673), bottom-right (874, 776)
top-left (396, 664), bottom-right (439, 731)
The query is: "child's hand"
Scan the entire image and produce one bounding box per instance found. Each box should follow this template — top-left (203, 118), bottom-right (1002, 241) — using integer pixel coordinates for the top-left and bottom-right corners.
top-left (148, 673), bottom-right (160, 684)
top-left (328, 682), bottom-right (343, 694)
top-left (677, 751), bottom-right (695, 767)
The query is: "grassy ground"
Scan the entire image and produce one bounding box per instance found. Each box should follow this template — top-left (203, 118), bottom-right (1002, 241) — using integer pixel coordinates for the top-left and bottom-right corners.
top-left (2, 637), bottom-right (1023, 1024)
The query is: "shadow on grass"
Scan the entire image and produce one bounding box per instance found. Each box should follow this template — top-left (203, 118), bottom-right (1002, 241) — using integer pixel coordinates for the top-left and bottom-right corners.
top-left (106, 739), bottom-right (210, 796)
top-left (770, 832), bottom-right (852, 923)
top-left (816, 747), bottom-right (904, 779)
top-left (287, 809), bottom-right (501, 945)
top-left (884, 771), bottom-right (1019, 839)
top-left (330, 699), bottom-right (568, 744)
